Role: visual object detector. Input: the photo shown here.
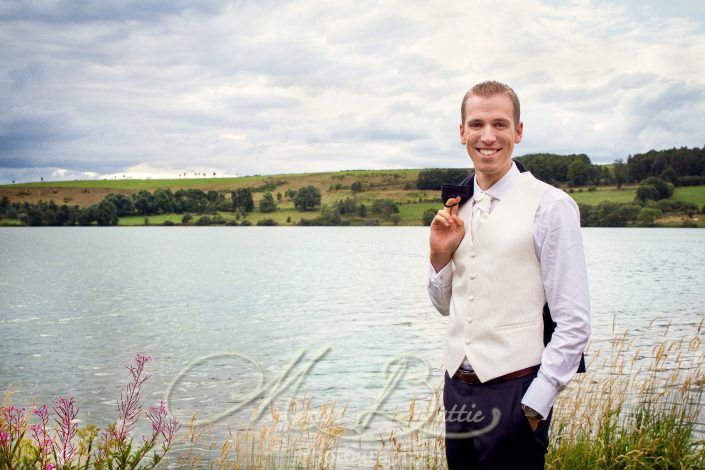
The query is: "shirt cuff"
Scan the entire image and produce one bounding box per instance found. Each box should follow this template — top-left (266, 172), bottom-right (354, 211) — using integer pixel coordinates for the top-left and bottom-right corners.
top-left (428, 261), bottom-right (452, 289)
top-left (521, 373), bottom-right (558, 420)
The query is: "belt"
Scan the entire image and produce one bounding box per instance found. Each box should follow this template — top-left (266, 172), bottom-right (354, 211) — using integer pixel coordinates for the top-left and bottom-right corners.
top-left (452, 365), bottom-right (540, 385)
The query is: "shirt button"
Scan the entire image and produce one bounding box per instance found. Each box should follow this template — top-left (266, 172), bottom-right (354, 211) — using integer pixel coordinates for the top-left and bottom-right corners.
top-left (470, 252), bottom-right (476, 258)
top-left (467, 317), bottom-right (473, 324)
top-left (469, 274), bottom-right (476, 280)
top-left (465, 338), bottom-right (471, 345)
top-left (468, 295), bottom-right (475, 301)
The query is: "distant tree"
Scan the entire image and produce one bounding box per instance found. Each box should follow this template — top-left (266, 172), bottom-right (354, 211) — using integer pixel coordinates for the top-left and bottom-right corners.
top-left (259, 192), bottom-right (277, 213)
top-left (567, 159), bottom-right (591, 186)
top-left (153, 188), bottom-right (175, 214)
top-left (181, 213), bottom-right (193, 224)
top-left (612, 159), bottom-right (626, 189)
top-left (390, 214), bottom-right (401, 225)
top-left (293, 186), bottom-right (322, 211)
top-left (104, 193), bottom-right (133, 216)
top-left (133, 190), bottom-right (156, 215)
top-left (276, 192), bottom-right (283, 202)
top-left (0, 196), bottom-right (10, 215)
top-left (78, 207), bottom-right (96, 226)
top-left (232, 188), bottom-right (254, 213)
top-left (95, 200), bottom-right (119, 226)
top-left (659, 166), bottom-right (679, 185)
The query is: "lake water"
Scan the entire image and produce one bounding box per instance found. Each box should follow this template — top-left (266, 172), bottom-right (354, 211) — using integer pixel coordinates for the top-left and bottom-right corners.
top-left (1, 227), bottom-right (703, 465)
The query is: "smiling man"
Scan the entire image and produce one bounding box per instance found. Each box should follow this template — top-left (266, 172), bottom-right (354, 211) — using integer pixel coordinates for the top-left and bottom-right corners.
top-left (427, 81), bottom-right (590, 469)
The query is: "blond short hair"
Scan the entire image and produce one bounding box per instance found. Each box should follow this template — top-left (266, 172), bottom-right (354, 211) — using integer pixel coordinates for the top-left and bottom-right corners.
top-left (461, 80), bottom-right (520, 127)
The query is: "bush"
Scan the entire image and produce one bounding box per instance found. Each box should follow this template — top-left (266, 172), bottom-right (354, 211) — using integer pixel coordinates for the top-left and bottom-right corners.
top-left (636, 207), bottom-right (662, 227)
top-left (181, 213), bottom-right (193, 224)
top-left (370, 199), bottom-right (399, 220)
top-left (351, 181), bottom-right (363, 193)
top-left (636, 177), bottom-right (674, 203)
top-left (256, 218), bottom-right (279, 226)
top-left (195, 215), bottom-right (226, 225)
top-left (162, 220), bottom-right (174, 226)
top-left (241, 219), bottom-right (252, 226)
top-left (423, 209), bottom-right (437, 226)
top-left (583, 202), bottom-right (640, 227)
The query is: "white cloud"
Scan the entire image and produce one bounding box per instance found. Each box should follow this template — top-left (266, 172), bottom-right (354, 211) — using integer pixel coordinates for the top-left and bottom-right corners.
top-left (1, 0), bottom-right (704, 182)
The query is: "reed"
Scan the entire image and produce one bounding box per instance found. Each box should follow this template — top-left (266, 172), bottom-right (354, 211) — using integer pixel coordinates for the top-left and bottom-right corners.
top-left (169, 319), bottom-right (704, 468)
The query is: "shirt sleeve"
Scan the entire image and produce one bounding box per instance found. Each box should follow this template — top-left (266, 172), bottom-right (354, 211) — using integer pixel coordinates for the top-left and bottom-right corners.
top-left (521, 193), bottom-right (591, 419)
top-left (427, 261), bottom-right (453, 316)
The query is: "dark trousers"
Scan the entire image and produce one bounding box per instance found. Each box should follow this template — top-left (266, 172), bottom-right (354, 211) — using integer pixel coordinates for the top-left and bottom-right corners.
top-left (443, 371), bottom-right (552, 469)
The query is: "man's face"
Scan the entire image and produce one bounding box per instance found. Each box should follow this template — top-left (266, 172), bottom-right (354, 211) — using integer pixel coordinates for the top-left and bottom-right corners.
top-left (459, 93), bottom-right (523, 186)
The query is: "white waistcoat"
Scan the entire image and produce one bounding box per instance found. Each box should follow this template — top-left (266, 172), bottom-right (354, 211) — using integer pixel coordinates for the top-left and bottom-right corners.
top-left (445, 172), bottom-right (550, 382)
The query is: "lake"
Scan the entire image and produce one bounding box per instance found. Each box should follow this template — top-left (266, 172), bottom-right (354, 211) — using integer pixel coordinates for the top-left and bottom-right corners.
top-left (1, 227), bottom-right (703, 464)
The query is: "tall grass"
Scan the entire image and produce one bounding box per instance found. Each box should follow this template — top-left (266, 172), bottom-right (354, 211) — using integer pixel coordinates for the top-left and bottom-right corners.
top-left (171, 319), bottom-right (704, 468)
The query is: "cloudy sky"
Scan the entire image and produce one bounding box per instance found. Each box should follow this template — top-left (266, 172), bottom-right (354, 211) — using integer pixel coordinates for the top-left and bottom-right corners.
top-left (1, 0), bottom-right (704, 183)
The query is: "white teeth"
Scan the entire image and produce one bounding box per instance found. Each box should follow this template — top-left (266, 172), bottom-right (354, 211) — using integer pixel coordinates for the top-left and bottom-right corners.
top-left (479, 149), bottom-right (499, 156)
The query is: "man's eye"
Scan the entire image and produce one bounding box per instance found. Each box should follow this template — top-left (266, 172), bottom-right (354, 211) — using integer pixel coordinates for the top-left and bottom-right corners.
top-left (495, 123), bottom-right (507, 129)
top-left (470, 123), bottom-right (482, 129)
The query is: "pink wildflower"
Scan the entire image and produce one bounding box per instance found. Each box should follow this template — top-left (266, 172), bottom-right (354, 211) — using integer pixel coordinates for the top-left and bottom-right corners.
top-left (1, 405), bottom-right (27, 439)
top-left (53, 397), bottom-right (78, 466)
top-left (146, 400), bottom-right (181, 450)
top-left (113, 353), bottom-right (152, 444)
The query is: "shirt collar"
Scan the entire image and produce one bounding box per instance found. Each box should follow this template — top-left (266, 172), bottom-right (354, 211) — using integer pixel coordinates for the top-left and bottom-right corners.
top-left (473, 161), bottom-right (520, 202)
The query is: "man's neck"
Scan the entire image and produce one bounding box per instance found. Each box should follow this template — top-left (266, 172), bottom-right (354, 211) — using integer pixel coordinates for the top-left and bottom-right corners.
top-left (475, 161), bottom-right (513, 190)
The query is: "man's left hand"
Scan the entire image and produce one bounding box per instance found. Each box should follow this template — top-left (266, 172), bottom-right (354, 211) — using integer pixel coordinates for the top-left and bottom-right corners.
top-left (526, 416), bottom-right (540, 432)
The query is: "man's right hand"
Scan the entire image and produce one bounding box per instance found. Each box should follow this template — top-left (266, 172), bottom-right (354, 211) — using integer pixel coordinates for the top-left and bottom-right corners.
top-left (429, 196), bottom-right (465, 272)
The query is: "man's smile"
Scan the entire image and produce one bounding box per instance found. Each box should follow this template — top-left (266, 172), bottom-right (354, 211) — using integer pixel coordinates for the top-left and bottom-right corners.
top-left (478, 148), bottom-right (501, 156)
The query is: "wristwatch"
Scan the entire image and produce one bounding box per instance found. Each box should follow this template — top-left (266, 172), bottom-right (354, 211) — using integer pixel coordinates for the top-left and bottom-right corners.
top-left (521, 404), bottom-right (543, 420)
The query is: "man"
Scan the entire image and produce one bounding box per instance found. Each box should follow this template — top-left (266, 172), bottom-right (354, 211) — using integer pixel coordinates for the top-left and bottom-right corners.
top-left (427, 81), bottom-right (590, 469)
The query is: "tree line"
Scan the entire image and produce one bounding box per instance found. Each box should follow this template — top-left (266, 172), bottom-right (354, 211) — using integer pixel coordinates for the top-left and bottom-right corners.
top-left (415, 147), bottom-right (705, 189)
top-left (0, 185), bottom-right (404, 226)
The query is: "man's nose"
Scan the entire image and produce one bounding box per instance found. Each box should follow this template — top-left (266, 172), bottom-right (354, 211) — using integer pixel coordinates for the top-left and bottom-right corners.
top-left (480, 126), bottom-right (496, 144)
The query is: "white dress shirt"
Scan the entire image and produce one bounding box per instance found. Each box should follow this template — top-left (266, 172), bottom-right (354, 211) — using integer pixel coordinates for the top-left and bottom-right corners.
top-left (427, 162), bottom-right (591, 418)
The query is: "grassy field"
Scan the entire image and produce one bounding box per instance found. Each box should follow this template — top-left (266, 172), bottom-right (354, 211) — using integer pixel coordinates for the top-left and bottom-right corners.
top-left (567, 186), bottom-right (639, 205)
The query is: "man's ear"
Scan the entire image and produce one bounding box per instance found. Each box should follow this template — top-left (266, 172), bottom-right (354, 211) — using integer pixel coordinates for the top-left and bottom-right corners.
top-left (459, 123), bottom-right (466, 145)
top-left (514, 121), bottom-right (523, 144)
